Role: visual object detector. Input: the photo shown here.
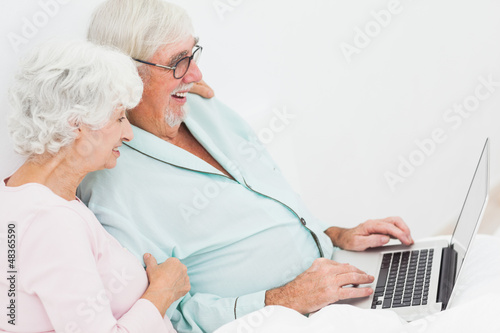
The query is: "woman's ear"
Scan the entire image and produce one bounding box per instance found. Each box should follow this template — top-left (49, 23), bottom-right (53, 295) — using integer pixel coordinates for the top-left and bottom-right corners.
top-left (73, 128), bottom-right (82, 141)
top-left (72, 119), bottom-right (83, 137)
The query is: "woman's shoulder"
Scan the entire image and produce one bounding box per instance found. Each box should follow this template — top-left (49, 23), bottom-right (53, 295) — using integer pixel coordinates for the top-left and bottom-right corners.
top-left (1, 182), bottom-right (102, 244)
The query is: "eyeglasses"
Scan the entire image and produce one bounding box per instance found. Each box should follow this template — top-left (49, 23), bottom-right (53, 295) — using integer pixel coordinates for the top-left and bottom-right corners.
top-left (133, 45), bottom-right (202, 79)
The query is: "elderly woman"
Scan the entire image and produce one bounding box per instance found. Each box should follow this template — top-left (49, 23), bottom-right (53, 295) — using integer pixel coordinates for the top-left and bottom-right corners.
top-left (0, 40), bottom-right (189, 332)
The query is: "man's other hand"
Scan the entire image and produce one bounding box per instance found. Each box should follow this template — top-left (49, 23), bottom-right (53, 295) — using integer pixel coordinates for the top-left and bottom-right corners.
top-left (325, 216), bottom-right (414, 251)
top-left (265, 259), bottom-right (374, 314)
top-left (189, 80), bottom-right (214, 98)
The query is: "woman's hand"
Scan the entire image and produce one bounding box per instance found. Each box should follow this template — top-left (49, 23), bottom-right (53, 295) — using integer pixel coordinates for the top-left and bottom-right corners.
top-left (141, 253), bottom-right (191, 317)
top-left (189, 80), bottom-right (214, 98)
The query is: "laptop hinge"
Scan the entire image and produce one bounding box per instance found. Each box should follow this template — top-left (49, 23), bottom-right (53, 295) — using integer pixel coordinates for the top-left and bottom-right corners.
top-left (436, 246), bottom-right (457, 310)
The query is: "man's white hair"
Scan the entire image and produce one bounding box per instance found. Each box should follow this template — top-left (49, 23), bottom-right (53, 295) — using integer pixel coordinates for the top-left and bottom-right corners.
top-left (8, 39), bottom-right (143, 157)
top-left (87, 0), bottom-right (194, 66)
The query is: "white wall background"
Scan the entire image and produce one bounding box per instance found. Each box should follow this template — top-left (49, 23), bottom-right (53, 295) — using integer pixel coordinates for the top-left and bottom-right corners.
top-left (1, 0), bottom-right (499, 239)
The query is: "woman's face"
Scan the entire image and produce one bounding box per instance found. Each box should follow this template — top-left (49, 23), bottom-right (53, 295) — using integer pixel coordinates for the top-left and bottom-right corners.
top-left (75, 107), bottom-right (134, 171)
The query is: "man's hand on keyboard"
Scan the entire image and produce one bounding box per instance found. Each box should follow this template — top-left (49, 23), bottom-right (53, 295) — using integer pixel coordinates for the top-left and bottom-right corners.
top-left (264, 258), bottom-right (375, 314)
top-left (325, 216), bottom-right (414, 251)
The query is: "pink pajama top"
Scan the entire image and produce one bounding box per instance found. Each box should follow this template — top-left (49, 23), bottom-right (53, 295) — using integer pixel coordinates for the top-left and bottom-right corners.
top-left (0, 180), bottom-right (176, 333)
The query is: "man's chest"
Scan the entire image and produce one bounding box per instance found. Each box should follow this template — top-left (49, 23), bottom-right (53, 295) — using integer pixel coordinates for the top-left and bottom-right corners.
top-left (176, 126), bottom-right (234, 179)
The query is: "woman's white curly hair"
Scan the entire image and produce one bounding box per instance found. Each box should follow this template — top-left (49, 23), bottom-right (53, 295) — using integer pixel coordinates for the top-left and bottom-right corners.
top-left (8, 39), bottom-right (143, 157)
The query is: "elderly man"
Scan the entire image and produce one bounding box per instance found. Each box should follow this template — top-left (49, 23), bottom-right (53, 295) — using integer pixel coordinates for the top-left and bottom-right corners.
top-left (78, 0), bottom-right (413, 331)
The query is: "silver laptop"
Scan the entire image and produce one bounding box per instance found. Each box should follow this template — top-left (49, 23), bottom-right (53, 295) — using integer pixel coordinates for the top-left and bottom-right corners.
top-left (334, 138), bottom-right (489, 321)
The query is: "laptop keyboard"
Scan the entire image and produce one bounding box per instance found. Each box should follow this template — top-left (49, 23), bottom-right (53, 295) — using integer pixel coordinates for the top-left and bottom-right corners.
top-left (371, 249), bottom-right (434, 309)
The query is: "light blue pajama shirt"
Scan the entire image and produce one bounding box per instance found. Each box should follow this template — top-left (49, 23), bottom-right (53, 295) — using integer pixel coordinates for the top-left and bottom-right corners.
top-left (78, 95), bottom-right (335, 332)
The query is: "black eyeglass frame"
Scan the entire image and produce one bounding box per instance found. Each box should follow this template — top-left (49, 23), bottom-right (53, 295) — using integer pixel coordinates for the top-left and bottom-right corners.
top-left (133, 45), bottom-right (202, 79)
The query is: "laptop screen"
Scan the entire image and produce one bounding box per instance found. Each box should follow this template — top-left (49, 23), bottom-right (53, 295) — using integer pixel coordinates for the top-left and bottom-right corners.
top-left (450, 139), bottom-right (489, 280)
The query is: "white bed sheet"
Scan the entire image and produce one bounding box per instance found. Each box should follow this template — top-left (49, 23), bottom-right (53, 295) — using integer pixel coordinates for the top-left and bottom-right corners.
top-left (216, 235), bottom-right (500, 333)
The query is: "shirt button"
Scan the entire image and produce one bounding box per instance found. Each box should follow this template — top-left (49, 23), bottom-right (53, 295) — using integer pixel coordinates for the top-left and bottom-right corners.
top-left (300, 218), bottom-right (307, 226)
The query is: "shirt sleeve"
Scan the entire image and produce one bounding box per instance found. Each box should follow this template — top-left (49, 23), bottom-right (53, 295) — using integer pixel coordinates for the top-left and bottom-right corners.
top-left (167, 289), bottom-right (266, 332)
top-left (19, 207), bottom-right (175, 333)
top-left (311, 214), bottom-right (335, 233)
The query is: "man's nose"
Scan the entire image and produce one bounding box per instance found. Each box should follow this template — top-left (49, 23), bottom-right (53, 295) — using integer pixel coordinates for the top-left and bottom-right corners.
top-left (183, 61), bottom-right (202, 84)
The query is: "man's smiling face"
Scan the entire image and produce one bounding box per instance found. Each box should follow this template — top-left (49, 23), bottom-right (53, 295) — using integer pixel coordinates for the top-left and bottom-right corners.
top-left (131, 36), bottom-right (202, 130)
